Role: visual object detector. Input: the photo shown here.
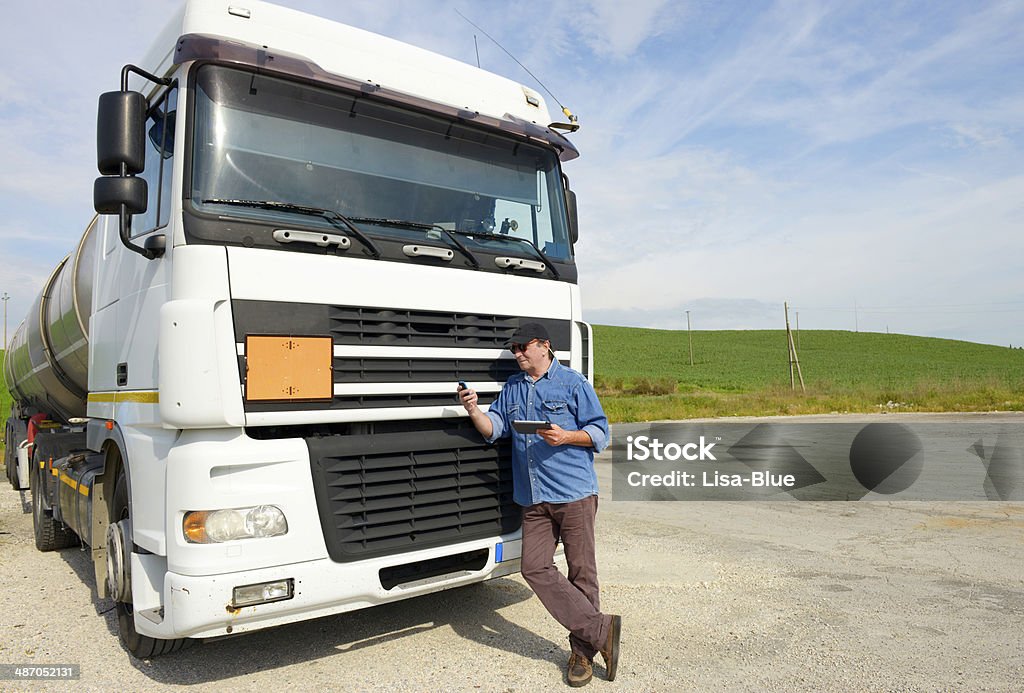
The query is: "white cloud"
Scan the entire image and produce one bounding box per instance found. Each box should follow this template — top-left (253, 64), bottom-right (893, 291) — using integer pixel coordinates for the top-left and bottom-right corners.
top-left (726, 2), bottom-right (1024, 149)
top-left (573, 145), bottom-right (774, 273)
top-left (585, 297), bottom-right (779, 331)
top-left (948, 123), bottom-right (1010, 149)
top-left (575, 0), bottom-right (680, 59)
top-left (0, 127), bottom-right (94, 206)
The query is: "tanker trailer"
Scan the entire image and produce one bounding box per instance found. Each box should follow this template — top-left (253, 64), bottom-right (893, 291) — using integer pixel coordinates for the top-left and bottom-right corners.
top-left (3, 219), bottom-right (98, 553)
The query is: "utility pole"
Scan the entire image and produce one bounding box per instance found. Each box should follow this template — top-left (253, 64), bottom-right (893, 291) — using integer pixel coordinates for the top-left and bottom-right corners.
top-left (785, 302), bottom-right (805, 393)
top-left (2, 292), bottom-right (9, 352)
top-left (685, 310), bottom-right (693, 366)
top-left (795, 310), bottom-right (800, 351)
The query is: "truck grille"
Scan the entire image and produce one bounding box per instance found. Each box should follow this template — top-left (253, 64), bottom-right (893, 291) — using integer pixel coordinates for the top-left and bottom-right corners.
top-left (332, 357), bottom-right (521, 383)
top-left (233, 300), bottom-right (572, 411)
top-left (306, 422), bottom-right (519, 562)
top-left (329, 306), bottom-right (520, 348)
top-left (232, 300), bottom-right (571, 349)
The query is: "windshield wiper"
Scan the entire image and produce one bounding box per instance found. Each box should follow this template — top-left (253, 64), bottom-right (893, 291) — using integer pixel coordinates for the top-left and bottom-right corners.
top-left (448, 229), bottom-right (560, 280)
top-left (347, 217), bottom-right (481, 269)
top-left (201, 198), bottom-right (381, 259)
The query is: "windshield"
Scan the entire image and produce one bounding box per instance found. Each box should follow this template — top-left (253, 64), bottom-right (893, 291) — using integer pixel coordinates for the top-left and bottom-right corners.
top-left (190, 65), bottom-right (573, 262)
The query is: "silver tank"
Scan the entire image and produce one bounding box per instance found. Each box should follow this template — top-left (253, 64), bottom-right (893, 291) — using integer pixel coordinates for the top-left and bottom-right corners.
top-left (3, 218), bottom-right (98, 423)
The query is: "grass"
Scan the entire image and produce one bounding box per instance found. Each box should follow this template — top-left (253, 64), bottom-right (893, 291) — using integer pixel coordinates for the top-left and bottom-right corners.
top-left (593, 327), bottom-right (1024, 422)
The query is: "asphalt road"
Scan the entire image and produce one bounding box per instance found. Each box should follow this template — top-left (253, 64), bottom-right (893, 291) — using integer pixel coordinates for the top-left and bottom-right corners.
top-left (1, 412), bottom-right (1022, 691)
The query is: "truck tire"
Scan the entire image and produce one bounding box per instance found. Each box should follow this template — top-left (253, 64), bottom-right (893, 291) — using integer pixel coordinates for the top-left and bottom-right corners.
top-left (31, 463), bottom-right (79, 551)
top-left (5, 451), bottom-right (13, 488)
top-left (7, 449), bottom-right (17, 488)
top-left (5, 451), bottom-right (13, 489)
top-left (110, 472), bottom-right (193, 658)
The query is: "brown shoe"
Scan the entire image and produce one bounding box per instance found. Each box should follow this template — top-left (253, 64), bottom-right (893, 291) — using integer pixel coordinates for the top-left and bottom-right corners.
top-left (599, 614), bottom-right (621, 681)
top-left (567, 652), bottom-right (593, 687)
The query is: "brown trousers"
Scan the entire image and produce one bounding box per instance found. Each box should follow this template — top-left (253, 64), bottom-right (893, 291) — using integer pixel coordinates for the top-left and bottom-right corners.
top-left (520, 495), bottom-right (610, 658)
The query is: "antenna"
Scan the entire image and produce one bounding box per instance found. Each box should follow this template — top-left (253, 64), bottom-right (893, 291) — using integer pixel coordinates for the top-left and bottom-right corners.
top-left (455, 8), bottom-right (579, 132)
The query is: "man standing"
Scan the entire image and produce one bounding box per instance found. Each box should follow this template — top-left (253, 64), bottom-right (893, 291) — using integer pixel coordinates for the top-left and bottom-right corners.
top-left (459, 322), bottom-right (620, 687)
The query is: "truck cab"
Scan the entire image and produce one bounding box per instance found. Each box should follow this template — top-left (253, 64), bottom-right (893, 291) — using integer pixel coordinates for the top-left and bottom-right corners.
top-left (4, 0), bottom-right (591, 657)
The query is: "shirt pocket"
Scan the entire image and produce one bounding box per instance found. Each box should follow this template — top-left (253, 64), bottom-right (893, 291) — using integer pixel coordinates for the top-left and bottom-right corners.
top-left (541, 399), bottom-right (573, 428)
top-left (505, 403), bottom-right (521, 420)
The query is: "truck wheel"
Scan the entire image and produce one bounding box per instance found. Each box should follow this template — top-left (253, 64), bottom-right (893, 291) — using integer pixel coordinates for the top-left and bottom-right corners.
top-left (31, 463), bottom-right (79, 551)
top-left (110, 472), bottom-right (193, 658)
top-left (7, 449), bottom-right (17, 488)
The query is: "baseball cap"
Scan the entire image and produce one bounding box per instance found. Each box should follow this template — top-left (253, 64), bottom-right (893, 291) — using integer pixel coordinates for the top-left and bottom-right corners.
top-left (505, 321), bottom-right (551, 348)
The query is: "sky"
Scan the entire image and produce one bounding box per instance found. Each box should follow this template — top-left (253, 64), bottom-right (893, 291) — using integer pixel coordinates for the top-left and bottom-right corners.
top-left (1, 0), bottom-right (1022, 347)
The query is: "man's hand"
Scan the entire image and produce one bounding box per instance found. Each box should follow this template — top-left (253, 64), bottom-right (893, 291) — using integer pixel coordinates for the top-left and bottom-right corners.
top-left (458, 384), bottom-right (494, 438)
top-left (538, 423), bottom-right (570, 446)
top-left (459, 385), bottom-right (479, 413)
top-left (538, 424), bottom-right (595, 448)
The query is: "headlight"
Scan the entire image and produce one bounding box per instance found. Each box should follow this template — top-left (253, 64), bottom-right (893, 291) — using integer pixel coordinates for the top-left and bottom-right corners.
top-left (232, 579), bottom-right (294, 608)
top-left (183, 505), bottom-right (288, 543)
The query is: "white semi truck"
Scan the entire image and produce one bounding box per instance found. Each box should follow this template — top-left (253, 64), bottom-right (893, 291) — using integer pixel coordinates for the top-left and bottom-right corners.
top-left (2, 0), bottom-right (590, 658)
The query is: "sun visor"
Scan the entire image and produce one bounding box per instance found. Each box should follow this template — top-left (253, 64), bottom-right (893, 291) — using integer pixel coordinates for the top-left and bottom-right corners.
top-left (174, 34), bottom-right (580, 162)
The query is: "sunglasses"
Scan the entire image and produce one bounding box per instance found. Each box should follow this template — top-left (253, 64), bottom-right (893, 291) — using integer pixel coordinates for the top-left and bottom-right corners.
top-left (509, 339), bottom-right (540, 354)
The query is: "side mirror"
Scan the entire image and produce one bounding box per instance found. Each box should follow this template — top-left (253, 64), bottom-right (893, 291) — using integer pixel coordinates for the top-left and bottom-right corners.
top-left (143, 234), bottom-right (166, 258)
top-left (94, 90), bottom-right (148, 219)
top-left (97, 91), bottom-right (147, 175)
top-left (565, 188), bottom-right (579, 245)
top-left (93, 89), bottom-right (156, 259)
top-left (94, 65), bottom-right (172, 261)
top-left (94, 176), bottom-right (147, 215)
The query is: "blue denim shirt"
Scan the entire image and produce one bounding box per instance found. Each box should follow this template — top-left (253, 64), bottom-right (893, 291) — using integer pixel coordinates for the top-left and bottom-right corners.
top-left (484, 358), bottom-right (610, 506)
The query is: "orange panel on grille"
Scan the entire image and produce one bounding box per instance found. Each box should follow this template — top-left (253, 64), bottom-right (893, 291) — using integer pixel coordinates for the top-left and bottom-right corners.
top-left (245, 336), bottom-right (333, 401)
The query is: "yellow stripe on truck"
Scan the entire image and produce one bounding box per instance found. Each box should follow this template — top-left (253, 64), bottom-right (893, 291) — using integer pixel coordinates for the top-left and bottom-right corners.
top-left (87, 391), bottom-right (160, 404)
top-left (58, 472), bottom-right (90, 497)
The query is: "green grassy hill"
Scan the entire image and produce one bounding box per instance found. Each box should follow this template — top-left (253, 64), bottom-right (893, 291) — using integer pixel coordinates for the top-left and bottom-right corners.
top-left (593, 327), bottom-right (1024, 422)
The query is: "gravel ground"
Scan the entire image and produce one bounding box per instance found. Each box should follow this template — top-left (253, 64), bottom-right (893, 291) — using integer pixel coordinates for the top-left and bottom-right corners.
top-left (1, 413), bottom-right (1022, 691)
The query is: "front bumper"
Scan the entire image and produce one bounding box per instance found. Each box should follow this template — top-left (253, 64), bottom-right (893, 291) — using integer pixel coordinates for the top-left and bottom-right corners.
top-left (139, 536), bottom-right (522, 640)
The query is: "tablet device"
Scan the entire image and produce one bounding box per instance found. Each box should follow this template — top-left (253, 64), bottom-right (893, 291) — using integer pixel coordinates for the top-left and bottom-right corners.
top-left (512, 420), bottom-right (553, 434)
